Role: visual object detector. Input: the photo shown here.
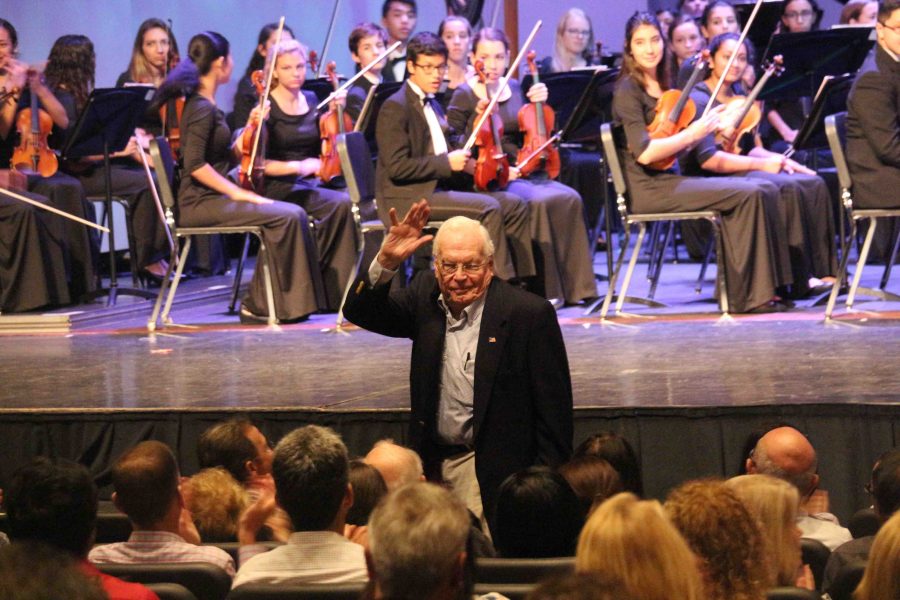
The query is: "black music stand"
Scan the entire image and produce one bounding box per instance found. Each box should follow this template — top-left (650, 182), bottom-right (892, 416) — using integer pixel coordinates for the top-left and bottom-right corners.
top-left (733, 0), bottom-right (786, 57)
top-left (789, 73), bottom-right (855, 156)
top-left (759, 28), bottom-right (874, 101)
top-left (303, 77), bottom-right (340, 105)
top-left (63, 86), bottom-right (156, 306)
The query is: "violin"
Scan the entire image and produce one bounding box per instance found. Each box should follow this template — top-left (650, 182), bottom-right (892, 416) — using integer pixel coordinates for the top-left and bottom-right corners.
top-left (645, 49), bottom-right (710, 171)
top-left (472, 60), bottom-right (510, 192)
top-left (238, 69), bottom-right (268, 192)
top-left (317, 61), bottom-right (352, 185)
top-left (716, 55), bottom-right (784, 154)
top-left (11, 69), bottom-right (58, 178)
top-left (516, 50), bottom-right (560, 179)
top-left (159, 97), bottom-right (185, 158)
top-left (308, 50), bottom-right (319, 77)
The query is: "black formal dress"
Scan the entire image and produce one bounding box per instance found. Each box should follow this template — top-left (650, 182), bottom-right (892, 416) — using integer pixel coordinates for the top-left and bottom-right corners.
top-left (447, 80), bottom-right (597, 304)
top-left (375, 81), bottom-right (532, 281)
top-left (613, 75), bottom-right (783, 313)
top-left (177, 94), bottom-right (319, 320)
top-left (679, 81), bottom-right (836, 295)
top-left (230, 73), bottom-right (258, 132)
top-left (343, 271), bottom-right (573, 525)
top-left (262, 92), bottom-right (357, 310)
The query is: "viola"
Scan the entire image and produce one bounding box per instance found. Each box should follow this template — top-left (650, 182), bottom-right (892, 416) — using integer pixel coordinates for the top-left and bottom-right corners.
top-left (716, 55), bottom-right (784, 154)
top-left (11, 70), bottom-right (58, 178)
top-left (317, 61), bottom-right (352, 185)
top-left (645, 49), bottom-right (710, 171)
top-left (471, 60), bottom-right (510, 192)
top-left (516, 50), bottom-right (560, 179)
top-left (308, 50), bottom-right (319, 77)
top-left (159, 97), bottom-right (185, 158)
top-left (238, 69), bottom-right (268, 191)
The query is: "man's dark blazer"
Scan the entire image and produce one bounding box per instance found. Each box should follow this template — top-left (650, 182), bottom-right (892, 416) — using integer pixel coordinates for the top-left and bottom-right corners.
top-left (375, 82), bottom-right (453, 217)
top-left (847, 43), bottom-right (900, 209)
top-left (343, 271), bottom-right (574, 522)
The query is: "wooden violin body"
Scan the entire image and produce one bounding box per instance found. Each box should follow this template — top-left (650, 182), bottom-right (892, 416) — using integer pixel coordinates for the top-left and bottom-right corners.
top-left (317, 61), bottom-right (352, 185)
top-left (473, 60), bottom-right (509, 192)
top-left (516, 50), bottom-right (560, 179)
top-left (12, 105), bottom-right (58, 177)
top-left (159, 97), bottom-right (185, 158)
top-left (238, 69), bottom-right (267, 192)
top-left (716, 55), bottom-right (784, 155)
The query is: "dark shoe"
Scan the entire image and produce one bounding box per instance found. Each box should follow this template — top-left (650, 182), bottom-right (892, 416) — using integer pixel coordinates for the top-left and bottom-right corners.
top-left (746, 300), bottom-right (792, 314)
top-left (139, 270), bottom-right (164, 288)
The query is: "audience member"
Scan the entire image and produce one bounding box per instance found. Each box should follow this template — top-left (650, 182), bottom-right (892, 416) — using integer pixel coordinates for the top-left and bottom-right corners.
top-left (88, 441), bottom-right (235, 576)
top-left (573, 432), bottom-right (643, 496)
top-left (492, 467), bottom-right (583, 558)
top-left (346, 460), bottom-right (388, 527)
top-left (183, 467), bottom-right (249, 542)
top-left (726, 474), bottom-right (813, 589)
top-left (367, 482), bottom-right (471, 600)
top-left (364, 439), bottom-right (425, 491)
top-left (575, 492), bottom-right (705, 600)
top-left (4, 457), bottom-right (159, 600)
top-left (0, 541), bottom-right (107, 600)
top-left (665, 479), bottom-right (770, 600)
top-left (0, 532), bottom-right (7, 547)
top-left (232, 425), bottom-right (367, 588)
top-left (558, 455), bottom-right (624, 516)
top-left (746, 426), bottom-right (852, 550)
top-left (853, 509), bottom-right (900, 600)
top-left (527, 572), bottom-right (639, 600)
top-left (823, 449), bottom-right (900, 590)
top-left (197, 418), bottom-right (274, 488)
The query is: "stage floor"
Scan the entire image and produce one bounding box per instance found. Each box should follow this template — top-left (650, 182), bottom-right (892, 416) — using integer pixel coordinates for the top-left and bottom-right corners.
top-left (3, 257), bottom-right (900, 412)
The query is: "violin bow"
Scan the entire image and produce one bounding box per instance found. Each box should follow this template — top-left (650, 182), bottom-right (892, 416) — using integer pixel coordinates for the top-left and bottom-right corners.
top-left (701, 0), bottom-right (765, 119)
top-left (316, 41), bottom-right (401, 110)
top-left (0, 188), bottom-right (109, 233)
top-left (463, 20), bottom-right (543, 152)
top-left (316, 0), bottom-right (343, 79)
top-left (246, 16), bottom-right (285, 180)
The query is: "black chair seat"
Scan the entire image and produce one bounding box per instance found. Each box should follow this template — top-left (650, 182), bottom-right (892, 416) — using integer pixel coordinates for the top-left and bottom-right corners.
top-left (97, 561), bottom-right (231, 600)
top-left (226, 582), bottom-right (367, 600)
top-left (475, 556), bottom-right (575, 584)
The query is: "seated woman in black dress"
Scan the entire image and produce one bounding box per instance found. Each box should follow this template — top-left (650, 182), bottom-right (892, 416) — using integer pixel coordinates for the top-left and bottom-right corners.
top-left (154, 31), bottom-right (319, 323)
top-left (260, 38), bottom-right (357, 310)
top-left (612, 12), bottom-right (788, 313)
top-left (680, 33), bottom-right (836, 295)
top-left (437, 16), bottom-right (475, 113)
top-left (447, 28), bottom-right (596, 305)
top-left (116, 18), bottom-right (179, 88)
top-left (231, 23), bottom-right (295, 130)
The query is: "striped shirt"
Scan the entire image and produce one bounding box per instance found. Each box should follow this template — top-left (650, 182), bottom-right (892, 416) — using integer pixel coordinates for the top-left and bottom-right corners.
top-left (88, 530), bottom-right (235, 576)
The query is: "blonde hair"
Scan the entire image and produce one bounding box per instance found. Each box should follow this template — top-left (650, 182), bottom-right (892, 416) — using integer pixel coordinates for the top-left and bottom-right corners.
top-left (854, 510), bottom-right (900, 600)
top-left (552, 8), bottom-right (595, 72)
top-left (665, 479), bottom-right (770, 600)
top-left (726, 474), bottom-right (801, 587)
top-left (575, 492), bottom-right (705, 600)
top-left (270, 38), bottom-right (308, 89)
top-left (185, 467), bottom-right (249, 542)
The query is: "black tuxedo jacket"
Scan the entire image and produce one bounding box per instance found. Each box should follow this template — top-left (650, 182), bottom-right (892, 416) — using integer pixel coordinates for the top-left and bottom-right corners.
top-left (847, 44), bottom-right (900, 209)
top-left (343, 272), bottom-right (574, 522)
top-left (375, 82), bottom-right (453, 216)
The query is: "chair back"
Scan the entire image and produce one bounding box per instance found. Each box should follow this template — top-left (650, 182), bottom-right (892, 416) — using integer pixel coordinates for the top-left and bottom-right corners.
top-left (600, 123), bottom-right (630, 223)
top-left (825, 559), bottom-right (866, 600)
top-left (337, 132), bottom-right (376, 210)
top-left (800, 537), bottom-right (831, 590)
top-left (475, 556), bottom-right (575, 584)
top-left (766, 587), bottom-right (822, 600)
top-left (149, 136), bottom-right (179, 215)
top-left (145, 583), bottom-right (199, 600)
top-left (473, 583), bottom-right (535, 600)
top-left (825, 112), bottom-right (851, 193)
top-left (226, 582), bottom-right (367, 600)
top-left (94, 512), bottom-right (132, 543)
top-left (97, 562), bottom-right (232, 600)
top-left (848, 507), bottom-right (881, 539)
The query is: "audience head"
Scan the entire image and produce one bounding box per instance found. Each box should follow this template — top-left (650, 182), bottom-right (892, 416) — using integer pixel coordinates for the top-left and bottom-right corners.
top-left (493, 467), bottom-right (583, 558)
top-left (364, 439), bottom-right (425, 491)
top-left (558, 455), bottom-right (623, 516)
top-left (528, 572), bottom-right (640, 600)
top-left (0, 542), bottom-right (107, 600)
top-left (197, 418), bottom-right (274, 485)
top-left (382, 0), bottom-right (417, 44)
top-left (872, 449), bottom-right (900, 520)
top-left (726, 474), bottom-right (802, 587)
top-left (111, 441), bottom-right (180, 529)
top-left (574, 432), bottom-right (644, 496)
top-left (576, 492), bottom-right (705, 600)
top-left (665, 479), bottom-right (770, 600)
top-left (840, 0), bottom-right (879, 25)
top-left (273, 425), bottom-right (351, 532)
top-left (368, 482), bottom-right (471, 600)
top-left (781, 0), bottom-right (822, 33)
top-left (854, 510), bottom-right (900, 600)
top-left (4, 457), bottom-right (98, 558)
top-left (432, 216), bottom-right (495, 314)
top-left (877, 0), bottom-right (900, 55)
top-left (553, 8), bottom-right (595, 72)
top-left (701, 0), bottom-right (740, 39)
top-left (184, 467), bottom-right (249, 542)
top-left (346, 459), bottom-right (388, 526)
top-left (746, 426), bottom-right (819, 500)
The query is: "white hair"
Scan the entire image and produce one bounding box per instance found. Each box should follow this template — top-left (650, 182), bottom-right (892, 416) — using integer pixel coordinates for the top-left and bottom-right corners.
top-left (432, 216), bottom-right (494, 259)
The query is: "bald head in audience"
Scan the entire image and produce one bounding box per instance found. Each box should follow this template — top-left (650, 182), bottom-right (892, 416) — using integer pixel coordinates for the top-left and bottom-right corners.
top-left (746, 426), bottom-right (819, 499)
top-left (364, 440), bottom-right (425, 491)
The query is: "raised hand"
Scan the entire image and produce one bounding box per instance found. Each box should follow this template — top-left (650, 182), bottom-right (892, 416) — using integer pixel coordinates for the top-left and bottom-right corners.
top-left (376, 199), bottom-right (434, 270)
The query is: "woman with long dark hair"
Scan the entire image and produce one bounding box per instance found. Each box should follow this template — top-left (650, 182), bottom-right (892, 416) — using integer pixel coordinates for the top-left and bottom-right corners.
top-left (117, 18), bottom-right (180, 87)
top-left (612, 12), bottom-right (787, 313)
top-left (154, 31), bottom-right (320, 322)
top-left (230, 23), bottom-right (295, 129)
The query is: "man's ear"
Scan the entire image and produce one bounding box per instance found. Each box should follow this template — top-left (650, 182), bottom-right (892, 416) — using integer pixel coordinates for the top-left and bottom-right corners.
top-left (745, 457), bottom-right (757, 473)
top-left (111, 491), bottom-right (124, 514)
top-left (344, 483), bottom-right (355, 510)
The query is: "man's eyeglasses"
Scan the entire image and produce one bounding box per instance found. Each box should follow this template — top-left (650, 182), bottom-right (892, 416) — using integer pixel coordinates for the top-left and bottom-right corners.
top-left (879, 20), bottom-right (900, 34)
top-left (413, 62), bottom-right (448, 74)
top-left (436, 260), bottom-right (487, 276)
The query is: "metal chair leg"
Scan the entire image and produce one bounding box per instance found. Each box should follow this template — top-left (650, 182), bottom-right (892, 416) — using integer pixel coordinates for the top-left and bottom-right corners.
top-left (879, 220), bottom-right (900, 290)
top-left (648, 221), bottom-right (674, 300)
top-left (598, 222), bottom-right (632, 319)
top-left (711, 218), bottom-right (729, 315)
top-left (825, 217), bottom-right (858, 321)
top-left (147, 248), bottom-right (179, 331)
top-left (847, 217), bottom-right (877, 308)
top-left (160, 237), bottom-right (193, 325)
top-left (696, 235), bottom-right (714, 294)
top-left (229, 233), bottom-right (252, 313)
top-left (256, 236), bottom-right (278, 327)
top-left (615, 223), bottom-right (648, 314)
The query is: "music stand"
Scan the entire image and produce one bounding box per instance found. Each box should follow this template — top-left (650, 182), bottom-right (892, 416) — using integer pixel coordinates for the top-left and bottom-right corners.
top-left (303, 77), bottom-right (342, 105)
top-left (789, 73), bottom-right (855, 156)
top-left (63, 86), bottom-right (156, 306)
top-left (759, 28), bottom-right (874, 101)
top-left (732, 0), bottom-right (786, 58)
